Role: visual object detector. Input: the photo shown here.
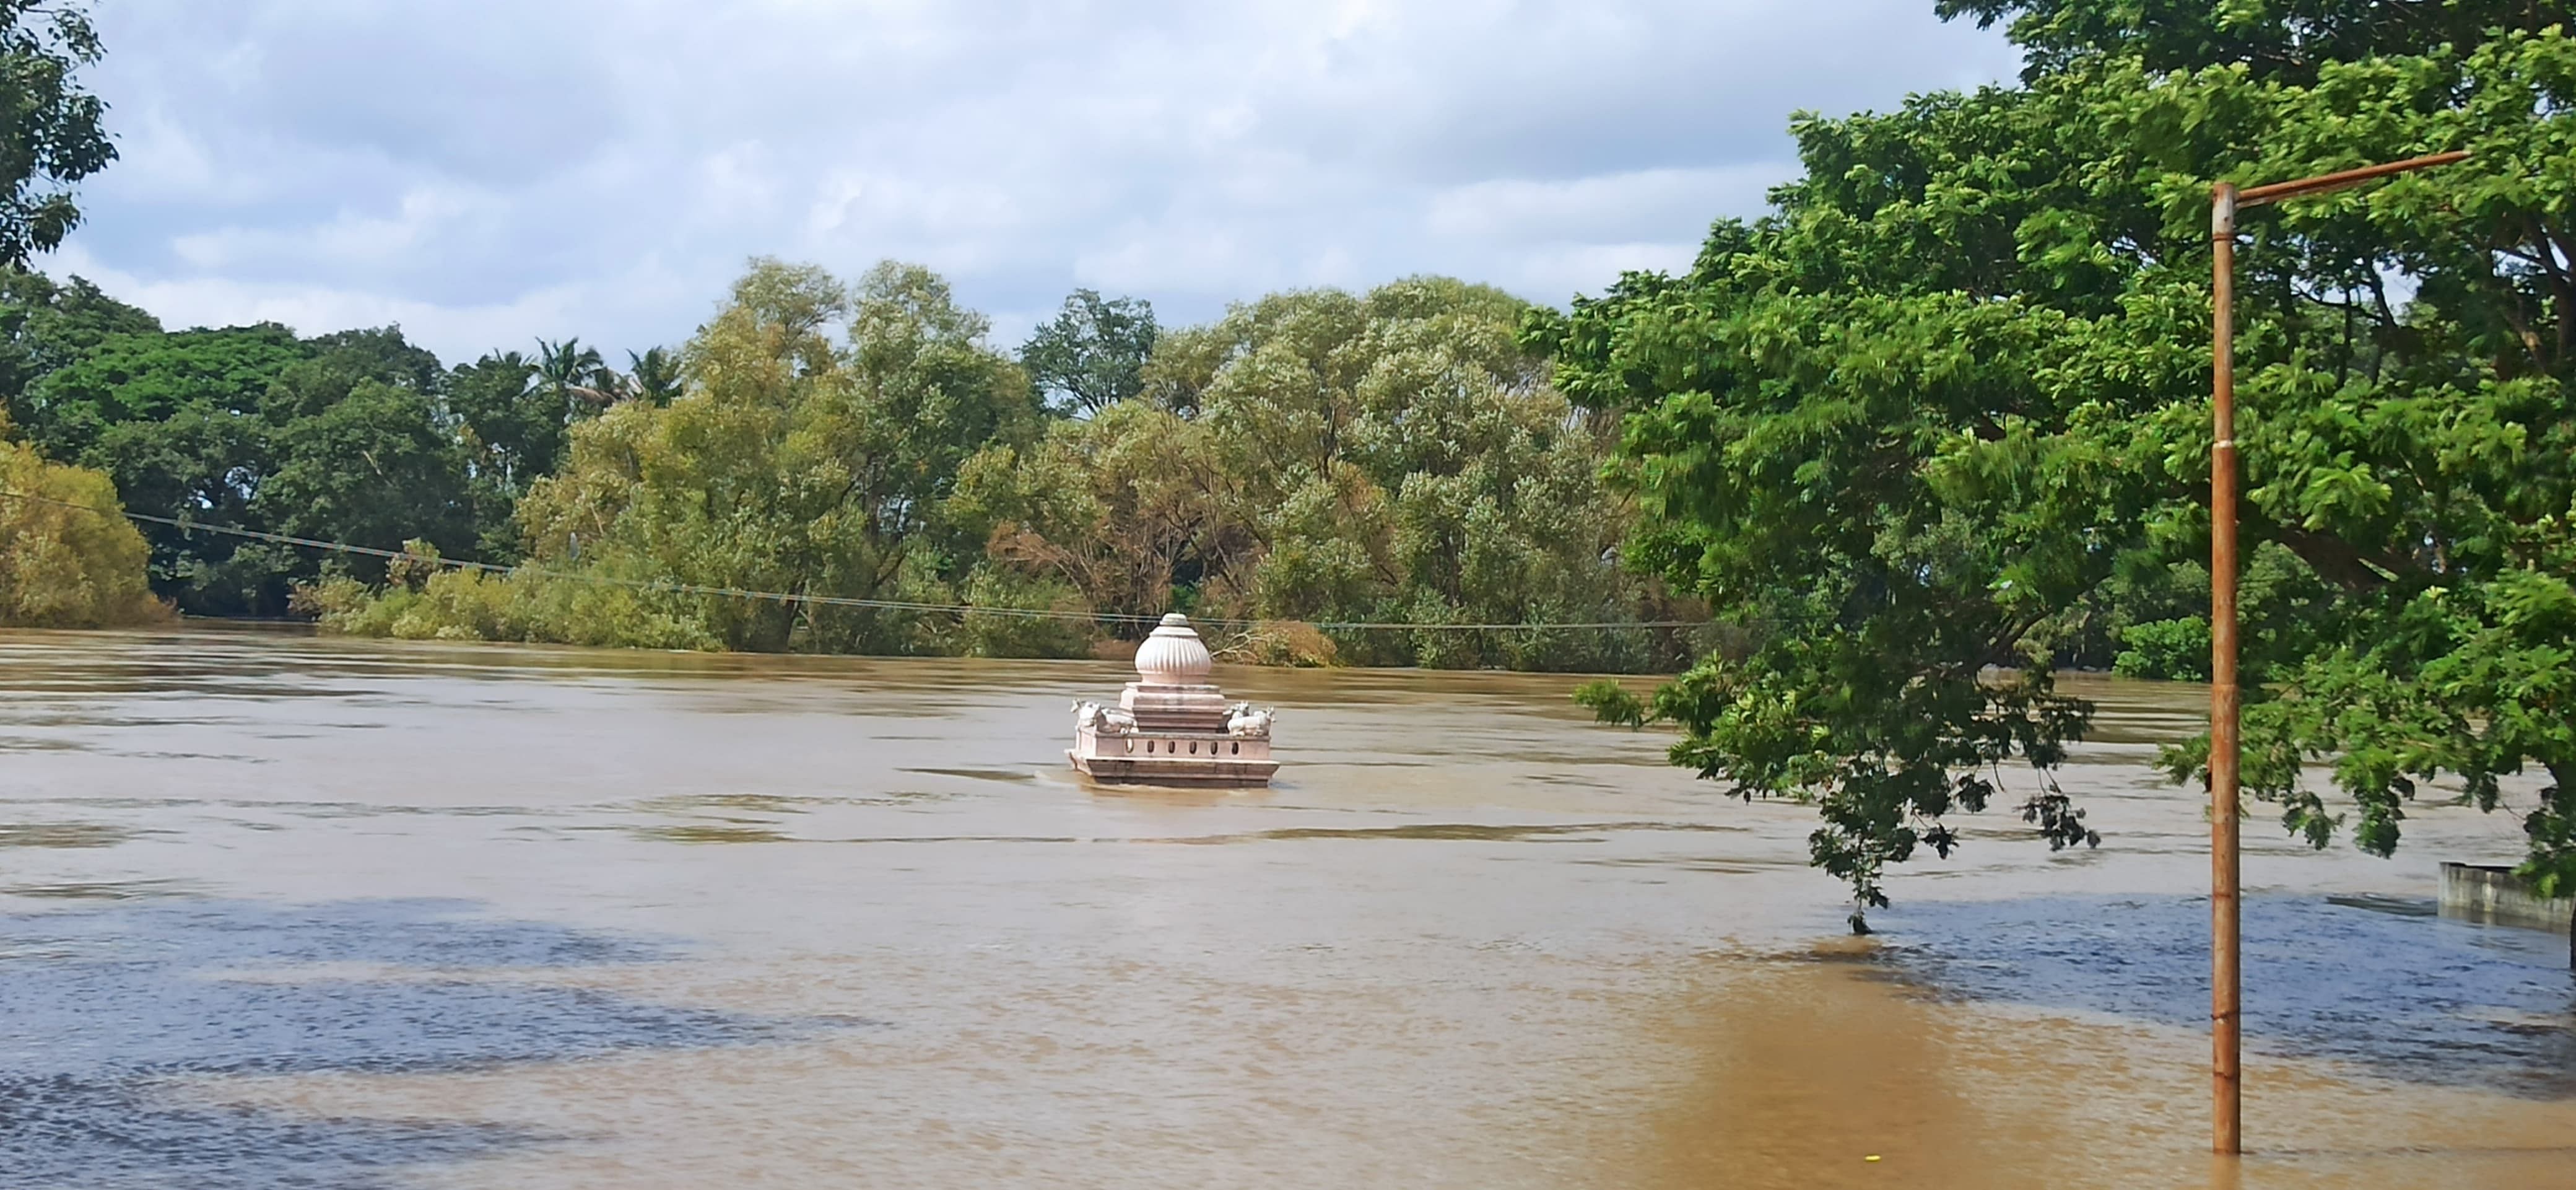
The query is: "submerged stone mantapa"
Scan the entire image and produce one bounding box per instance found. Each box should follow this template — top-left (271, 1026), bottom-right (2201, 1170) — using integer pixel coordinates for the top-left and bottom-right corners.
top-left (1068, 614), bottom-right (1277, 787)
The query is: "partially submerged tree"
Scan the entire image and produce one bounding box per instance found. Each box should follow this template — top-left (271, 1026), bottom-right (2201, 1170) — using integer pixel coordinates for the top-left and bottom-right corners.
top-left (1547, 1), bottom-right (2576, 929)
top-left (503, 258), bottom-right (1042, 652)
top-left (969, 278), bottom-right (1690, 668)
top-left (0, 431), bottom-right (156, 627)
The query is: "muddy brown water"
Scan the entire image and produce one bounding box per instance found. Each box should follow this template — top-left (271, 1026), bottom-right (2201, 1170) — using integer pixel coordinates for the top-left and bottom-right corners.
top-left (0, 625), bottom-right (2569, 1188)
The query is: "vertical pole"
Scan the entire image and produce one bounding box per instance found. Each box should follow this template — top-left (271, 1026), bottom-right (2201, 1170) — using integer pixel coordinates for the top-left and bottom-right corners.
top-left (2208, 182), bottom-right (2243, 1157)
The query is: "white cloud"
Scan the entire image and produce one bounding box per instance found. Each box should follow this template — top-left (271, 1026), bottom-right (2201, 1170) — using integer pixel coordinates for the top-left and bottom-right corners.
top-left (170, 184), bottom-right (492, 271)
top-left (1424, 166), bottom-right (1784, 242)
top-left (1497, 241), bottom-right (1705, 299)
top-left (55, 0), bottom-right (2019, 364)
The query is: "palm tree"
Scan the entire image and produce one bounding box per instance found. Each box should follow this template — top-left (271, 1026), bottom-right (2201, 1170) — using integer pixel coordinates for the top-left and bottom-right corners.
top-left (627, 346), bottom-right (682, 405)
top-left (535, 337), bottom-right (615, 415)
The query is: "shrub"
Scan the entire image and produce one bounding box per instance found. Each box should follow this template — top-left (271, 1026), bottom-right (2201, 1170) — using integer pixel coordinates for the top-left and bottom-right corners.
top-left (1214, 619), bottom-right (1341, 667)
top-left (941, 567), bottom-right (1095, 658)
top-left (2112, 617), bottom-right (2211, 681)
top-left (296, 564), bottom-right (718, 652)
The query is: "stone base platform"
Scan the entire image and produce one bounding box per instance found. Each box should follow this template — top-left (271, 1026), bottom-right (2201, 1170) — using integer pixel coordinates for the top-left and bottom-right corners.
top-left (1066, 749), bottom-right (1281, 787)
top-left (2440, 862), bottom-right (2574, 932)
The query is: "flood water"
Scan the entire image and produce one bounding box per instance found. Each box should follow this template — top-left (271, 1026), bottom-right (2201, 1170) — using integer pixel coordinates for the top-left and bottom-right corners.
top-left (1, 625), bottom-right (2570, 1188)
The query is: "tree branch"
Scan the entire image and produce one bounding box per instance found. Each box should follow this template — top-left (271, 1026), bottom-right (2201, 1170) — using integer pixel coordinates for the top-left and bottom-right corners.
top-left (2531, 216), bottom-right (2575, 367)
top-left (2266, 523), bottom-right (2400, 592)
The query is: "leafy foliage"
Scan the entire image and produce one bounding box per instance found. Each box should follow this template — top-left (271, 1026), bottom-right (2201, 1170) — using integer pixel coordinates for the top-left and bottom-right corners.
top-left (0, 265), bottom-right (623, 611)
top-left (261, 378), bottom-right (471, 565)
top-left (1548, 1), bottom-right (2576, 925)
top-left (398, 259), bottom-right (1045, 653)
top-left (1020, 289), bottom-right (1157, 414)
top-left (2112, 617), bottom-right (2211, 681)
top-left (964, 277), bottom-right (1699, 670)
top-left (297, 553), bottom-right (715, 650)
top-left (0, 1), bottom-right (114, 265)
top-left (1, 318), bottom-right (488, 613)
top-left (0, 0), bottom-right (1682, 673)
top-left (20, 323), bottom-right (304, 457)
top-left (535, 337), bottom-right (615, 416)
top-left (0, 434), bottom-right (156, 626)
top-left (0, 270), bottom-right (156, 401)
top-left (307, 266), bottom-right (1690, 668)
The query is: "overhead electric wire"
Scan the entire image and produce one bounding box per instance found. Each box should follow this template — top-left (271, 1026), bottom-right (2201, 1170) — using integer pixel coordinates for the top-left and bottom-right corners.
top-left (0, 488), bottom-right (1710, 634)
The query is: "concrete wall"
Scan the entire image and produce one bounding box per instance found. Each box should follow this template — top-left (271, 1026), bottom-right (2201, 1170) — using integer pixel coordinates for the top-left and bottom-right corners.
top-left (2439, 862), bottom-right (2574, 933)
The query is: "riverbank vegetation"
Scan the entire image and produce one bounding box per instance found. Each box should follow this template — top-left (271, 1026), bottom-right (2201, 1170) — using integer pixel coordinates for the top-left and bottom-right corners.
top-left (2, 259), bottom-right (1702, 671)
top-left (1561, 0), bottom-right (2576, 924)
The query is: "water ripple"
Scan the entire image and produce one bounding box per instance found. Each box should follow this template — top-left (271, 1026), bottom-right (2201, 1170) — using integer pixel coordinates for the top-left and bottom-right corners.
top-left (1878, 893), bottom-right (2576, 1098)
top-left (0, 898), bottom-right (842, 1189)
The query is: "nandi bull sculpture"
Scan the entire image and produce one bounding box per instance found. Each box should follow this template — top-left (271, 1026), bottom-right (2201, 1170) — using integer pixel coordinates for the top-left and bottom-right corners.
top-left (1068, 615), bottom-right (1278, 787)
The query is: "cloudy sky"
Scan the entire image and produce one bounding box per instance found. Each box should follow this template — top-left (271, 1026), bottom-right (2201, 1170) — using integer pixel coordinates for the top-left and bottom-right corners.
top-left (53, 0), bottom-right (2018, 365)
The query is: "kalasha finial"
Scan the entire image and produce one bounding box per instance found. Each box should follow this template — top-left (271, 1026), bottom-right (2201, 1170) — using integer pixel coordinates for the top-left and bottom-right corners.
top-left (1133, 613), bottom-right (1214, 686)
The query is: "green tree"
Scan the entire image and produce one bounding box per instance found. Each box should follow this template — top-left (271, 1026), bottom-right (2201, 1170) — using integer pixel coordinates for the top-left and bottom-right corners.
top-left (971, 277), bottom-right (1691, 668)
top-left (1939, 0), bottom-right (2571, 82)
top-left (250, 326), bottom-right (463, 590)
top-left (21, 324), bottom-right (306, 613)
top-left (0, 1), bottom-right (115, 266)
top-left (949, 399), bottom-right (1243, 620)
top-left (263, 326), bottom-right (442, 422)
top-left (11, 319), bottom-right (474, 614)
top-left (81, 398), bottom-right (273, 610)
top-left (449, 350), bottom-right (550, 488)
top-left (1020, 289), bottom-right (1157, 414)
top-left (448, 349), bottom-right (554, 559)
top-left (1549, 2), bottom-right (2576, 929)
top-left (0, 269), bottom-right (158, 411)
top-left (1203, 281), bottom-right (1674, 667)
top-left (18, 323), bottom-right (303, 457)
top-left (497, 258), bottom-right (1037, 652)
top-left (259, 378), bottom-right (472, 580)
top-left (0, 434), bottom-right (156, 626)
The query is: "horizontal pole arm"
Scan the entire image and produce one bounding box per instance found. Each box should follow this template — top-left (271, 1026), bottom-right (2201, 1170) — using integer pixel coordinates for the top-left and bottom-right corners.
top-left (2237, 151), bottom-right (2469, 206)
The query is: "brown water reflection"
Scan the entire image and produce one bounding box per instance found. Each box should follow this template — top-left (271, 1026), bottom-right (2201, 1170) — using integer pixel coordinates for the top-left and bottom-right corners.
top-left (0, 627), bottom-right (2569, 1188)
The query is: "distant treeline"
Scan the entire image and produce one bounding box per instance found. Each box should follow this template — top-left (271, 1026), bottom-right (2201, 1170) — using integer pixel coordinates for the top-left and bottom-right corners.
top-left (0, 262), bottom-right (1706, 671)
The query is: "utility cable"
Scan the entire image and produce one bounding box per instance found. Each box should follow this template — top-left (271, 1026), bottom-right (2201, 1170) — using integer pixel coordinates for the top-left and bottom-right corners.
top-left (0, 488), bottom-right (1710, 634)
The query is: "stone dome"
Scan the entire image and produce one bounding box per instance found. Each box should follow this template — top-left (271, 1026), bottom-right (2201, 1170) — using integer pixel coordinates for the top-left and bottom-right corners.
top-left (1133, 613), bottom-right (1212, 685)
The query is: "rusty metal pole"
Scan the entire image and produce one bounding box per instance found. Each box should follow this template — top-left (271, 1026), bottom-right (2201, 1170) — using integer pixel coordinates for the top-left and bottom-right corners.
top-left (2196, 149), bottom-right (2463, 1160)
top-left (2208, 180), bottom-right (2244, 1157)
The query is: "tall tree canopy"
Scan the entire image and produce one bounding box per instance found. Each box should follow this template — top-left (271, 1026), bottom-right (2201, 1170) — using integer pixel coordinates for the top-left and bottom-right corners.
top-left (466, 258), bottom-right (1046, 652)
top-left (1548, 1), bottom-right (2576, 927)
top-left (960, 277), bottom-right (1695, 670)
top-left (310, 268), bottom-right (1692, 669)
top-left (0, 261), bottom-right (728, 623)
top-left (1020, 289), bottom-right (1158, 414)
top-left (0, 304), bottom-right (499, 615)
top-left (0, 270), bottom-right (155, 401)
